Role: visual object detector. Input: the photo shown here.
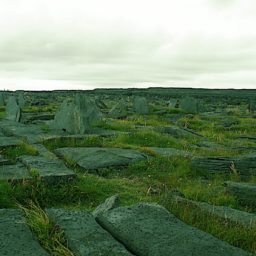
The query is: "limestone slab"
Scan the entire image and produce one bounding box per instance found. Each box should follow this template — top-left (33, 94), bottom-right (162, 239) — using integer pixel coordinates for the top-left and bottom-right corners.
top-left (0, 136), bottom-right (22, 147)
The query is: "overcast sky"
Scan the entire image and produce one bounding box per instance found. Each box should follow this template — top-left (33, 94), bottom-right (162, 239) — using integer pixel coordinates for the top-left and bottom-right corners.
top-left (0, 0), bottom-right (256, 90)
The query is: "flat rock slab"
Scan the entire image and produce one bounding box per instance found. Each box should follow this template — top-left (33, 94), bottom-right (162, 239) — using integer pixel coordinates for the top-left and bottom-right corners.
top-left (18, 155), bottom-right (76, 183)
top-left (32, 144), bottom-right (58, 159)
top-left (0, 136), bottom-right (22, 147)
top-left (0, 120), bottom-right (45, 143)
top-left (96, 203), bottom-right (252, 256)
top-left (149, 147), bottom-right (193, 157)
top-left (225, 181), bottom-right (256, 208)
top-left (0, 209), bottom-right (48, 256)
top-left (46, 208), bottom-right (132, 256)
top-left (191, 154), bottom-right (256, 176)
top-left (0, 164), bottom-right (31, 182)
top-left (0, 154), bottom-right (11, 165)
top-left (55, 147), bottom-right (148, 170)
top-left (173, 196), bottom-right (256, 228)
top-left (158, 125), bottom-right (203, 138)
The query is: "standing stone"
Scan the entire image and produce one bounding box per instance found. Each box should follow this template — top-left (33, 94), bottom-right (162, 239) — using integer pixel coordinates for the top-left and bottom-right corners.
top-left (133, 96), bottom-right (149, 115)
top-left (0, 92), bottom-right (4, 106)
top-left (180, 97), bottom-right (198, 113)
top-left (53, 95), bottom-right (102, 134)
top-left (6, 96), bottom-right (21, 122)
top-left (18, 92), bottom-right (26, 108)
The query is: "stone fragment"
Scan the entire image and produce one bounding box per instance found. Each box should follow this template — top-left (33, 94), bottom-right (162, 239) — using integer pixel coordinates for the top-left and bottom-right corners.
top-left (96, 203), bottom-right (251, 256)
top-left (55, 147), bottom-right (148, 170)
top-left (93, 195), bottom-right (120, 217)
top-left (0, 209), bottom-right (49, 255)
top-left (46, 208), bottom-right (131, 256)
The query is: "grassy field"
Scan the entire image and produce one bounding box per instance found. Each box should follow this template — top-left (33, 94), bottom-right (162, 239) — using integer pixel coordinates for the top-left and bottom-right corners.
top-left (0, 103), bottom-right (256, 255)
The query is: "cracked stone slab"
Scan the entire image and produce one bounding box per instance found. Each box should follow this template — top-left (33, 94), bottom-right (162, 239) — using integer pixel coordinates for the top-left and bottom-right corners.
top-left (18, 155), bottom-right (76, 183)
top-left (46, 208), bottom-right (132, 256)
top-left (96, 203), bottom-right (252, 256)
top-left (0, 209), bottom-right (49, 256)
top-left (173, 196), bottom-right (256, 228)
top-left (0, 164), bottom-right (31, 182)
top-left (55, 147), bottom-right (148, 170)
top-left (32, 144), bottom-right (58, 159)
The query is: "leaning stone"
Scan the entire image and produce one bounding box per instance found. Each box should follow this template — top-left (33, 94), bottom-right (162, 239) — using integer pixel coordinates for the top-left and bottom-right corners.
top-left (0, 209), bottom-right (49, 255)
top-left (6, 96), bottom-right (21, 122)
top-left (225, 181), bottom-right (256, 208)
top-left (54, 147), bottom-right (148, 170)
top-left (93, 195), bottom-right (120, 217)
top-left (46, 208), bottom-right (131, 256)
top-left (168, 98), bottom-right (178, 108)
top-left (18, 155), bottom-right (76, 183)
top-left (133, 96), bottom-right (149, 115)
top-left (173, 195), bottom-right (256, 228)
top-left (96, 203), bottom-right (251, 256)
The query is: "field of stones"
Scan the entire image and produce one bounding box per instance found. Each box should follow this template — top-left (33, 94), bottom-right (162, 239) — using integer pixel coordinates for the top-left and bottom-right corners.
top-left (0, 88), bottom-right (256, 255)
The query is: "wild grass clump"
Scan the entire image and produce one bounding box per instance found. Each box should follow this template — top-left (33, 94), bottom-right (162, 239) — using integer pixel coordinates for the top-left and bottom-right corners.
top-left (18, 200), bottom-right (74, 256)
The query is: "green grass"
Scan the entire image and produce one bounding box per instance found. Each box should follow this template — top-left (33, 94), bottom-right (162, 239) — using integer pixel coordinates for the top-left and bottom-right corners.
top-left (0, 143), bottom-right (38, 161)
top-left (19, 201), bottom-right (74, 256)
top-left (165, 198), bottom-right (256, 254)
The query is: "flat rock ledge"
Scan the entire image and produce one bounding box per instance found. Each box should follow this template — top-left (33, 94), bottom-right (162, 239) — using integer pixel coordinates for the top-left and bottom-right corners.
top-left (96, 203), bottom-right (252, 256)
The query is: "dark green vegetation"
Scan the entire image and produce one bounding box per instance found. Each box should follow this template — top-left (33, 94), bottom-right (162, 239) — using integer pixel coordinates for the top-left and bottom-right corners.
top-left (0, 89), bottom-right (256, 255)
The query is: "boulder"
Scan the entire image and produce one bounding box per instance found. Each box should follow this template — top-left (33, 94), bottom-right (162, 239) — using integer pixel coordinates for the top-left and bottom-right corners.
top-left (6, 96), bottom-right (21, 122)
top-left (96, 203), bottom-right (251, 256)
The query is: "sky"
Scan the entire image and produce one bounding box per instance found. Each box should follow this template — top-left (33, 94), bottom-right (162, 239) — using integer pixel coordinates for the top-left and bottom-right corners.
top-left (0, 0), bottom-right (256, 90)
